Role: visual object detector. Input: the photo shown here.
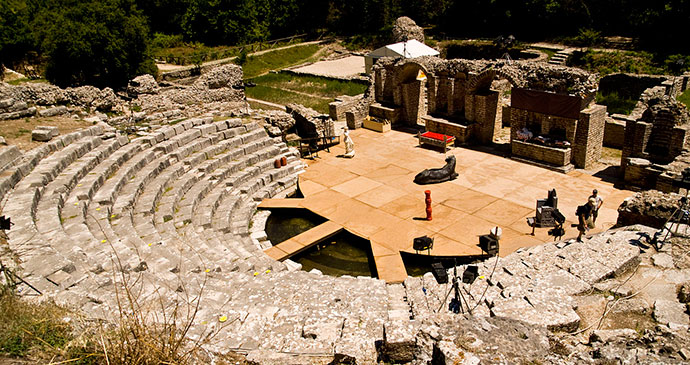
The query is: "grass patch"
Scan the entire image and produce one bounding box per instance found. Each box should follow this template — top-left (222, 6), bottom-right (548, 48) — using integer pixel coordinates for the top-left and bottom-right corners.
top-left (240, 44), bottom-right (320, 78)
top-left (0, 261), bottom-right (232, 364)
top-left (152, 33), bottom-right (304, 66)
top-left (245, 85), bottom-right (331, 113)
top-left (531, 47), bottom-right (556, 61)
top-left (597, 91), bottom-right (637, 115)
top-left (679, 89), bottom-right (690, 110)
top-left (13, 129), bottom-right (31, 138)
top-left (6, 78), bottom-right (49, 86)
top-left (0, 292), bottom-right (72, 358)
top-left (250, 73), bottom-right (367, 98)
top-left (569, 50), bottom-right (690, 76)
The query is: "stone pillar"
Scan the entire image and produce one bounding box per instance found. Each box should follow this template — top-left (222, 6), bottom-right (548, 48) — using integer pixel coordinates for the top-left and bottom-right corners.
top-left (451, 76), bottom-right (466, 116)
top-left (669, 127), bottom-right (689, 159)
top-left (633, 122), bottom-right (653, 157)
top-left (401, 80), bottom-right (425, 126)
top-left (375, 68), bottom-right (385, 103)
top-left (435, 77), bottom-right (453, 116)
top-left (464, 94), bottom-right (475, 122)
top-left (620, 118), bottom-right (638, 172)
top-left (572, 104), bottom-right (606, 169)
top-left (465, 91), bottom-right (499, 144)
top-left (427, 75), bottom-right (438, 115)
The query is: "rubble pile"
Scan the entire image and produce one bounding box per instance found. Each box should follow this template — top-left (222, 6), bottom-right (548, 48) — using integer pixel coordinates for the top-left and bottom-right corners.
top-left (391, 16), bottom-right (425, 43)
top-left (257, 109), bottom-right (295, 137)
top-left (617, 190), bottom-right (683, 228)
top-left (126, 74), bottom-right (160, 96)
top-left (0, 81), bottom-right (119, 119)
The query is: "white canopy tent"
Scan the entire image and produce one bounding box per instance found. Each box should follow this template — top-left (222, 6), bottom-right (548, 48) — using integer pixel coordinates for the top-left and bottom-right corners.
top-left (365, 39), bottom-right (440, 74)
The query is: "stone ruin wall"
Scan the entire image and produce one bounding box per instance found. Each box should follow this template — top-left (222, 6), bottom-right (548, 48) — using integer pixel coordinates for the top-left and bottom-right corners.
top-left (356, 56), bottom-right (608, 168)
top-left (621, 96), bottom-right (690, 192)
top-left (602, 72), bottom-right (690, 149)
top-left (0, 64), bottom-right (246, 126)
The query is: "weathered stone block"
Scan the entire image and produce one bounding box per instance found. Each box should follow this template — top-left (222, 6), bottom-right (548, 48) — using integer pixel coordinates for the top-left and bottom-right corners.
top-left (31, 129), bottom-right (53, 142)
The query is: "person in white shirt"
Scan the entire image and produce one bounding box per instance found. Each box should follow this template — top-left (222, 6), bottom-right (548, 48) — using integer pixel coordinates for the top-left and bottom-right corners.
top-left (589, 189), bottom-right (603, 224)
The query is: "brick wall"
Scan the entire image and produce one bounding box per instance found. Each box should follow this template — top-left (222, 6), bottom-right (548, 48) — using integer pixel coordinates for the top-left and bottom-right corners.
top-left (622, 158), bottom-right (659, 189)
top-left (329, 95), bottom-right (361, 121)
top-left (573, 105), bottom-right (606, 169)
top-left (369, 103), bottom-right (402, 123)
top-left (401, 80), bottom-right (425, 126)
top-left (508, 107), bottom-right (578, 143)
top-left (470, 91), bottom-right (500, 143)
top-left (512, 140), bottom-right (571, 166)
top-left (450, 75), bottom-right (467, 117)
top-left (423, 116), bottom-right (478, 144)
top-left (603, 116), bottom-right (628, 148)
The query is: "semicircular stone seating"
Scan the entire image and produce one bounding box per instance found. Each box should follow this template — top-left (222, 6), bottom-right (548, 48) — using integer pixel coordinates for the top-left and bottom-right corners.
top-left (0, 116), bottom-right (410, 362)
top-left (0, 115), bottom-right (647, 363)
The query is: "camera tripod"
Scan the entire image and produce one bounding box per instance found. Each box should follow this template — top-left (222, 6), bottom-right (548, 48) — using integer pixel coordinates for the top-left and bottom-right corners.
top-left (651, 194), bottom-right (690, 251)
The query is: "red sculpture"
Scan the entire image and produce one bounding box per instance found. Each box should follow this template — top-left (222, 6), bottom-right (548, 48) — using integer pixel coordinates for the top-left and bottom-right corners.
top-left (425, 190), bottom-right (432, 221)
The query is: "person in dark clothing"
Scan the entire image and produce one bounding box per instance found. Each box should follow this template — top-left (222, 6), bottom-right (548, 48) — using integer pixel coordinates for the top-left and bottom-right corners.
top-left (576, 198), bottom-right (596, 242)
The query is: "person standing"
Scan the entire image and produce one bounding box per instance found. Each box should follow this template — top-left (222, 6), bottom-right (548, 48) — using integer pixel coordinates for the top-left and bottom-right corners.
top-left (576, 198), bottom-right (596, 242)
top-left (589, 189), bottom-right (603, 224)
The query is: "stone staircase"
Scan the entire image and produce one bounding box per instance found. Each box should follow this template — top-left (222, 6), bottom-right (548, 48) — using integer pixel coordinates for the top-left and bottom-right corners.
top-left (548, 48), bottom-right (575, 66)
top-left (0, 116), bottom-right (415, 364)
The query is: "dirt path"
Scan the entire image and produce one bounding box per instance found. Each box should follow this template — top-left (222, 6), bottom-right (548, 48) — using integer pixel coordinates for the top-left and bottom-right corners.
top-left (157, 40), bottom-right (325, 74)
top-left (0, 117), bottom-right (93, 152)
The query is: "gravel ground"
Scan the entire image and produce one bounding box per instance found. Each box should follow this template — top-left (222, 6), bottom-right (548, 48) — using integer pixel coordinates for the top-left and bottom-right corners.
top-left (292, 55), bottom-right (365, 78)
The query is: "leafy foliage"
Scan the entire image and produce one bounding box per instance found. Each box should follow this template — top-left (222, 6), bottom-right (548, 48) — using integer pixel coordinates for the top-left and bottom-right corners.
top-left (596, 91), bottom-right (637, 115)
top-left (0, 0), bottom-right (34, 74)
top-left (2, 0), bottom-right (690, 88)
top-left (37, 0), bottom-right (152, 88)
top-left (568, 50), bottom-right (690, 76)
top-left (679, 90), bottom-right (690, 110)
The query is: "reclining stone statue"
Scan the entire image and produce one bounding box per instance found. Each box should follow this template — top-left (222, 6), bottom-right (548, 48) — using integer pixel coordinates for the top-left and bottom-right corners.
top-left (414, 155), bottom-right (458, 185)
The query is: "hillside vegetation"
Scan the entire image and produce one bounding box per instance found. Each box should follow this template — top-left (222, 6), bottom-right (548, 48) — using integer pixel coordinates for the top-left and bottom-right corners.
top-left (2, 1), bottom-right (689, 88)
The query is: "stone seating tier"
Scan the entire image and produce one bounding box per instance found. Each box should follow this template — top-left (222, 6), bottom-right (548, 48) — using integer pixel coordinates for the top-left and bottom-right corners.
top-left (0, 114), bottom-right (655, 363)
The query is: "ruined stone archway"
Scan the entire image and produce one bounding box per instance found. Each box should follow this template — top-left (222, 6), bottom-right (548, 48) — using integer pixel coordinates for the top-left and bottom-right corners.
top-left (396, 61), bottom-right (430, 126)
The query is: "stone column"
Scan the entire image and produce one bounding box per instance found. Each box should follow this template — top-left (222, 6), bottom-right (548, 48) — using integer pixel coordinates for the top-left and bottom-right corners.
top-left (375, 68), bottom-right (385, 102)
top-left (465, 91), bottom-right (499, 144)
top-left (572, 104), bottom-right (606, 169)
top-left (451, 76), bottom-right (466, 116)
top-left (427, 75), bottom-right (438, 115)
top-left (401, 80), bottom-right (425, 126)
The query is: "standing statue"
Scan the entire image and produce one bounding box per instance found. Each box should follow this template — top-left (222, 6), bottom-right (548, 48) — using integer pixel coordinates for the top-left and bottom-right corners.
top-left (343, 127), bottom-right (355, 158)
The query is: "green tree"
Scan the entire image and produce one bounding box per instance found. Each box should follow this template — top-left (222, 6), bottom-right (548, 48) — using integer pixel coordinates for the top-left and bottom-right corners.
top-left (135, 0), bottom-right (190, 35)
top-left (182, 0), bottom-right (270, 46)
top-left (0, 0), bottom-right (34, 75)
top-left (38, 0), bottom-right (152, 88)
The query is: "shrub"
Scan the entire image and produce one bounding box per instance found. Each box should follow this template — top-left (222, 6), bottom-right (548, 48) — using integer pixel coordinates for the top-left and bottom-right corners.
top-left (151, 33), bottom-right (185, 51)
top-left (574, 28), bottom-right (601, 47)
top-left (679, 90), bottom-right (690, 110)
top-left (39, 0), bottom-right (151, 88)
top-left (597, 91), bottom-right (637, 115)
